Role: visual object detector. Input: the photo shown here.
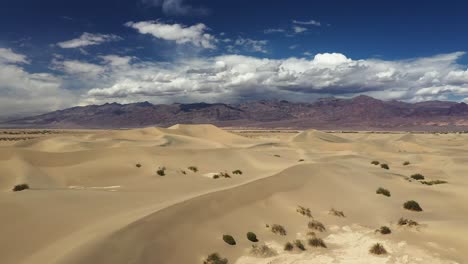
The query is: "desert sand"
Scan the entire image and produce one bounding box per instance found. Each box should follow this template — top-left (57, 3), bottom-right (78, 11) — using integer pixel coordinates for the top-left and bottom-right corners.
top-left (0, 125), bottom-right (467, 264)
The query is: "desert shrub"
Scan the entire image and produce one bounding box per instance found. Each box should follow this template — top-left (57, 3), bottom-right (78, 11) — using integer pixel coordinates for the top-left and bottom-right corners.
top-left (274, 154), bottom-right (281, 157)
top-left (398, 217), bottom-right (419, 226)
top-left (232, 170), bottom-right (242, 175)
top-left (222, 235), bottom-right (236, 245)
top-left (306, 231), bottom-right (316, 237)
top-left (369, 243), bottom-right (387, 255)
top-left (156, 167), bottom-right (166, 176)
top-left (421, 180), bottom-right (447, 185)
top-left (410, 173), bottom-right (425, 180)
top-left (250, 244), bottom-right (277, 257)
top-left (376, 187), bottom-right (391, 197)
top-left (284, 242), bottom-right (294, 251)
top-left (371, 160), bottom-right (380, 165)
top-left (188, 166), bottom-right (198, 173)
top-left (12, 184), bottom-right (29, 192)
top-left (297, 205), bottom-right (312, 218)
top-left (136, 163), bottom-right (142, 168)
top-left (271, 224), bottom-right (287, 236)
top-left (204, 253), bottom-right (228, 264)
top-left (377, 226), bottom-right (391, 235)
top-left (380, 164), bottom-right (389, 170)
top-left (213, 174), bottom-right (220, 179)
top-left (329, 208), bottom-right (345, 217)
top-left (298, 159), bottom-right (305, 162)
top-left (293, 240), bottom-right (306, 251)
top-left (308, 237), bottom-right (327, 248)
top-left (246, 232), bottom-right (258, 242)
top-left (308, 220), bottom-right (326, 232)
top-left (403, 161), bottom-right (410, 166)
top-left (180, 170), bottom-right (187, 175)
top-left (403, 200), bottom-right (423, 212)
top-left (212, 172), bottom-right (231, 179)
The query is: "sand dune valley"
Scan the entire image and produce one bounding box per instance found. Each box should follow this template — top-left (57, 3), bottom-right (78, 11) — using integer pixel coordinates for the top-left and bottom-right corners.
top-left (0, 124), bottom-right (467, 264)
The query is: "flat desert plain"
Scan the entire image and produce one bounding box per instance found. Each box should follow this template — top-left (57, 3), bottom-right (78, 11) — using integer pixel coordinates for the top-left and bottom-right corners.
top-left (0, 125), bottom-right (467, 264)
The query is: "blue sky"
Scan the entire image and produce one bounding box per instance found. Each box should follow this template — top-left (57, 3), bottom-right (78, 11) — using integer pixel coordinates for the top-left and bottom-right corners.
top-left (1, 0), bottom-right (468, 116)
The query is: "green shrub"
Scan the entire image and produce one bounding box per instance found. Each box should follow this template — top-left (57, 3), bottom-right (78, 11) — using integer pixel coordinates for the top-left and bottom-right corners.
top-left (136, 163), bottom-right (142, 168)
top-left (308, 237), bottom-right (327, 248)
top-left (156, 167), bottom-right (166, 176)
top-left (203, 253), bottom-right (228, 264)
top-left (380, 164), bottom-right (389, 170)
top-left (421, 180), bottom-right (447, 185)
top-left (297, 205), bottom-right (312, 218)
top-left (284, 242), bottom-right (294, 251)
top-left (250, 244), bottom-right (277, 257)
top-left (271, 224), bottom-right (287, 236)
top-left (369, 243), bottom-right (387, 255)
top-left (329, 208), bottom-right (345, 217)
top-left (12, 184), bottom-right (29, 192)
top-left (371, 160), bottom-right (380, 165)
top-left (308, 220), bottom-right (326, 232)
top-left (410, 174), bottom-right (425, 180)
top-left (398, 217), bottom-right (419, 226)
top-left (232, 170), bottom-right (243, 175)
top-left (403, 200), bottom-right (423, 212)
top-left (222, 235), bottom-right (236, 245)
top-left (377, 226), bottom-right (391, 235)
top-left (247, 232), bottom-right (258, 242)
top-left (376, 187), bottom-right (391, 197)
top-left (403, 161), bottom-right (410, 166)
top-left (293, 240), bottom-right (306, 251)
top-left (188, 166), bottom-right (198, 173)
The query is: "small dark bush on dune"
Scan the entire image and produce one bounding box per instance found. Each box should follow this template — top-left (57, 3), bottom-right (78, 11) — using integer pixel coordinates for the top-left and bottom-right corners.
top-left (232, 170), bottom-right (242, 175)
top-left (297, 205), bottom-right (312, 218)
top-left (204, 253), bottom-right (228, 264)
top-left (421, 180), bottom-right (447, 185)
top-left (222, 235), bottom-right (236, 245)
top-left (329, 208), bottom-right (345, 217)
top-left (293, 240), bottom-right (306, 251)
top-left (135, 163), bottom-right (142, 168)
top-left (247, 232), bottom-right (258, 242)
top-left (298, 159), bottom-right (305, 162)
top-left (157, 167), bottom-right (166, 176)
top-left (403, 200), bottom-right (423, 212)
top-left (308, 237), bottom-right (327, 248)
top-left (271, 224), bottom-right (287, 236)
top-left (376, 187), bottom-right (391, 197)
top-left (308, 220), bottom-right (326, 232)
top-left (284, 242), bottom-right (294, 251)
top-left (12, 184), bottom-right (29, 192)
top-left (380, 164), bottom-right (389, 170)
top-left (398, 217), bottom-right (419, 226)
top-left (188, 166), bottom-right (198, 173)
top-left (250, 244), bottom-right (277, 257)
top-left (371, 161), bottom-right (380, 165)
top-left (369, 243), bottom-right (387, 255)
top-left (410, 174), bottom-right (425, 180)
top-left (274, 154), bottom-right (281, 157)
top-left (377, 226), bottom-right (391, 235)
top-left (403, 161), bottom-right (410, 166)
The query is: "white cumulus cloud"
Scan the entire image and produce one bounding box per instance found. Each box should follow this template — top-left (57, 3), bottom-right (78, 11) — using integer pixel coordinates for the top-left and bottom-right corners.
top-left (57, 32), bottom-right (122, 49)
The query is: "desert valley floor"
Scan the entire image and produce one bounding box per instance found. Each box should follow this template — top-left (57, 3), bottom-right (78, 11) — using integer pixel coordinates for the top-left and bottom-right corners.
top-left (0, 125), bottom-right (467, 264)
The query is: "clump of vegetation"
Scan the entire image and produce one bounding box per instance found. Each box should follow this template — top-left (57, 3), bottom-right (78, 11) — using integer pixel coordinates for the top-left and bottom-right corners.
top-left (369, 243), bottom-right (387, 255)
top-left (250, 244), bottom-right (277, 257)
top-left (188, 166), bottom-right (198, 173)
top-left (298, 159), bottom-right (305, 162)
top-left (380, 164), bottom-right (389, 170)
top-left (308, 237), bottom-right (327, 248)
top-left (410, 173), bottom-right (425, 180)
top-left (12, 184), bottom-right (29, 192)
top-left (135, 163), bottom-right (142, 168)
top-left (421, 180), bottom-right (447, 185)
top-left (398, 217), bottom-right (419, 226)
top-left (271, 224), bottom-right (287, 236)
top-left (284, 242), bottom-right (294, 251)
top-left (306, 231), bottom-right (316, 237)
top-left (403, 161), bottom-right (410, 166)
top-left (371, 160), bottom-right (380, 165)
top-left (377, 226), bottom-right (391, 235)
top-left (222, 235), bottom-right (236, 245)
top-left (213, 172), bottom-right (232, 179)
top-left (156, 167), bottom-right (166, 176)
top-left (274, 154), bottom-right (281, 157)
top-left (376, 187), bottom-right (391, 197)
top-left (308, 220), bottom-right (326, 232)
top-left (297, 205), bottom-right (312, 218)
top-left (232, 170), bottom-right (243, 175)
top-left (180, 170), bottom-right (187, 175)
top-left (203, 253), bottom-right (228, 264)
top-left (403, 200), bottom-right (423, 212)
top-left (329, 208), bottom-right (345, 217)
top-left (246, 232), bottom-right (258, 242)
top-left (293, 240), bottom-right (306, 251)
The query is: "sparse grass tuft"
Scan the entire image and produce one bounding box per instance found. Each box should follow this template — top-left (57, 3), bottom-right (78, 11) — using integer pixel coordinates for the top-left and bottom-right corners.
top-left (293, 240), bottom-right (306, 251)
top-left (308, 220), bottom-right (326, 232)
top-left (250, 244), bottom-right (277, 257)
top-left (329, 208), bottom-right (345, 217)
top-left (246, 232), bottom-right (258, 242)
top-left (421, 180), bottom-right (447, 185)
top-left (204, 253), bottom-right (228, 264)
top-left (136, 163), bottom-right (142, 168)
top-left (369, 243), bottom-right (387, 255)
top-left (376, 187), bottom-right (391, 197)
top-left (403, 200), bottom-right (423, 212)
top-left (188, 166), bottom-right (198, 173)
top-left (403, 161), bottom-right (410, 166)
top-left (371, 160), bottom-right (380, 165)
top-left (271, 224), bottom-right (287, 236)
top-left (308, 237), bottom-right (327, 248)
top-left (222, 235), bottom-right (236, 245)
top-left (284, 242), bottom-right (294, 251)
top-left (398, 217), bottom-right (419, 226)
top-left (377, 226), bottom-right (391, 235)
top-left (12, 184), bottom-right (29, 192)
top-left (410, 173), bottom-right (425, 180)
top-left (232, 170), bottom-right (243, 175)
top-left (156, 167), bottom-right (166, 176)
top-left (380, 164), bottom-right (389, 170)
top-left (297, 205), bottom-right (312, 218)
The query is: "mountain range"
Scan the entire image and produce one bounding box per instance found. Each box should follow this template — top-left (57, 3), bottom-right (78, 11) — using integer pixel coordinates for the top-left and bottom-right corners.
top-left (4, 95), bottom-right (468, 131)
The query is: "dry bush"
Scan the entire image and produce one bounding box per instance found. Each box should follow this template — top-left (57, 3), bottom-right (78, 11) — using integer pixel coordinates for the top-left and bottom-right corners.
top-left (204, 253), bottom-right (228, 264)
top-left (222, 235), bottom-right (236, 245)
top-left (398, 217), bottom-right (419, 226)
top-left (293, 240), bottom-right (306, 251)
top-left (232, 169), bottom-right (243, 175)
top-left (403, 200), bottom-right (423, 212)
top-left (188, 166), bottom-right (198, 173)
top-left (377, 226), bottom-right (391, 235)
top-left (298, 159), bottom-right (305, 162)
top-left (250, 244), bottom-right (277, 257)
top-left (371, 160), bottom-right (380, 165)
top-left (297, 205), bottom-right (312, 218)
top-left (369, 243), bottom-right (387, 255)
top-left (284, 242), bottom-right (294, 251)
top-left (410, 174), bottom-right (425, 180)
top-left (376, 187), bottom-right (391, 197)
top-left (246, 232), bottom-right (258, 242)
top-left (12, 184), bottom-right (29, 192)
top-left (156, 167), bottom-right (166, 176)
top-left (274, 154), bottom-right (281, 157)
top-left (403, 161), bottom-right (410, 166)
top-left (329, 208), bottom-right (345, 217)
top-left (308, 220), bottom-right (326, 232)
top-left (380, 164), bottom-right (389, 170)
top-left (306, 231), bottom-right (316, 237)
top-left (421, 180), bottom-right (447, 185)
top-left (271, 224), bottom-right (287, 236)
top-left (212, 172), bottom-right (231, 179)
top-left (135, 163), bottom-right (142, 168)
top-left (308, 237), bottom-right (327, 248)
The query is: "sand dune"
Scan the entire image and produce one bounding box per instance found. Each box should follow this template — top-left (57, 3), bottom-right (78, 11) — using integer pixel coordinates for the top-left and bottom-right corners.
top-left (0, 125), bottom-right (467, 264)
